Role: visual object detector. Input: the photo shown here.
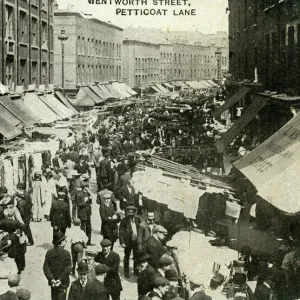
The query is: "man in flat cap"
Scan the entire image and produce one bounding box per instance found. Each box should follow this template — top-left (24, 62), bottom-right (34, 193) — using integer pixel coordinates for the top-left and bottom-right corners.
top-left (43, 232), bottom-right (72, 300)
top-left (156, 256), bottom-right (173, 278)
top-left (144, 226), bottom-right (168, 269)
top-left (92, 264), bottom-right (109, 300)
top-left (147, 277), bottom-right (170, 300)
top-left (94, 239), bottom-right (122, 300)
top-left (74, 155), bottom-right (91, 177)
top-left (135, 251), bottom-right (160, 297)
top-left (119, 206), bottom-right (141, 278)
top-left (16, 288), bottom-right (31, 300)
top-left (66, 218), bottom-right (88, 276)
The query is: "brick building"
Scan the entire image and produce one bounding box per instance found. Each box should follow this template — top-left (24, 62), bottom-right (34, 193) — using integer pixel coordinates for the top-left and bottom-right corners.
top-left (0, 0), bottom-right (54, 90)
top-left (122, 40), bottom-right (160, 88)
top-left (54, 10), bottom-right (123, 89)
top-left (228, 0), bottom-right (300, 94)
top-left (123, 39), bottom-right (228, 88)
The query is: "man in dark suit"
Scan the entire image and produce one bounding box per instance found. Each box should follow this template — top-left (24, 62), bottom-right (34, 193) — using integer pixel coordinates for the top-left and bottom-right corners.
top-left (137, 211), bottom-right (156, 250)
top-left (119, 206), bottom-right (140, 278)
top-left (116, 180), bottom-right (137, 210)
top-left (75, 180), bottom-right (94, 245)
top-left (144, 225), bottom-right (168, 269)
top-left (49, 191), bottom-right (71, 239)
top-left (68, 262), bottom-right (109, 300)
top-left (15, 183), bottom-right (34, 246)
top-left (43, 232), bottom-right (72, 300)
top-left (94, 239), bottom-right (122, 300)
top-left (74, 155), bottom-right (91, 177)
top-left (98, 150), bottom-right (112, 190)
top-left (135, 251), bottom-right (160, 297)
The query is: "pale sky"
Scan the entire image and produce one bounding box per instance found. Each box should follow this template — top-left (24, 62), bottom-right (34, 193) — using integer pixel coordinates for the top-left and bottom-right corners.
top-left (56, 0), bottom-right (228, 34)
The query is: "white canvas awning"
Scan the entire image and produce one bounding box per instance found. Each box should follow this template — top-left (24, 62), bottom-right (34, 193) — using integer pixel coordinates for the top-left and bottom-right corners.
top-left (234, 113), bottom-right (300, 214)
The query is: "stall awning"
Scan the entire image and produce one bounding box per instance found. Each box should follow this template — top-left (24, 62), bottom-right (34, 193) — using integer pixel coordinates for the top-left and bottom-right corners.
top-left (0, 95), bottom-right (41, 126)
top-left (119, 82), bottom-right (137, 96)
top-left (234, 109), bottom-right (300, 214)
top-left (150, 85), bottom-right (161, 93)
top-left (82, 86), bottom-right (102, 104)
top-left (156, 83), bottom-right (170, 94)
top-left (111, 82), bottom-right (131, 98)
top-left (215, 96), bottom-right (267, 153)
top-left (55, 91), bottom-right (78, 114)
top-left (163, 82), bottom-right (173, 89)
top-left (206, 80), bottom-right (218, 87)
top-left (24, 92), bottom-right (60, 123)
top-left (70, 89), bottom-right (95, 107)
top-left (39, 93), bottom-right (73, 118)
top-left (0, 107), bottom-right (22, 140)
top-left (88, 86), bottom-right (105, 104)
top-left (213, 86), bottom-right (252, 118)
top-left (105, 83), bottom-right (125, 99)
top-left (97, 84), bottom-right (113, 100)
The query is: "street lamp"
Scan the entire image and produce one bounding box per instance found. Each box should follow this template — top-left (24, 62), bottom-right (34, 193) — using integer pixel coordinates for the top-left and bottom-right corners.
top-left (215, 49), bottom-right (221, 87)
top-left (58, 29), bottom-right (68, 96)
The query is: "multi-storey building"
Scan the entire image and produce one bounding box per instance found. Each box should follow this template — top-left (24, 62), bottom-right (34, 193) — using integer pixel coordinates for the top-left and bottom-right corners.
top-left (0, 0), bottom-right (54, 90)
top-left (228, 0), bottom-right (300, 94)
top-left (54, 9), bottom-right (123, 90)
top-left (122, 39), bottom-right (228, 88)
top-left (122, 40), bottom-right (160, 88)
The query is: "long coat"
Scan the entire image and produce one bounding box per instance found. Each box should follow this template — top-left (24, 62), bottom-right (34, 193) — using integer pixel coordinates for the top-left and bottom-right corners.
top-left (100, 203), bottom-right (119, 242)
top-left (137, 220), bottom-right (155, 250)
top-left (119, 216), bottom-right (140, 247)
top-left (144, 236), bottom-right (167, 269)
top-left (68, 278), bottom-right (109, 300)
top-left (94, 251), bottom-right (122, 295)
top-left (75, 190), bottom-right (92, 221)
top-left (49, 200), bottom-right (71, 230)
top-left (43, 246), bottom-right (72, 288)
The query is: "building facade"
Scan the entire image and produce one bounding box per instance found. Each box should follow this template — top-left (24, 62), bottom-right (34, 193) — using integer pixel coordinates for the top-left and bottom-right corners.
top-left (123, 39), bottom-right (228, 88)
top-left (0, 0), bottom-right (54, 90)
top-left (228, 0), bottom-right (300, 94)
top-left (122, 40), bottom-right (160, 88)
top-left (54, 10), bottom-right (123, 89)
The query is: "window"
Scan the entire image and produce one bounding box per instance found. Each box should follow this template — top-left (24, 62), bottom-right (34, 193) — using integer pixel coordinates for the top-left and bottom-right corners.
top-left (82, 37), bottom-right (85, 55)
top-left (77, 65), bottom-right (81, 84)
top-left (19, 59), bottom-right (27, 85)
top-left (31, 61), bottom-right (38, 84)
top-left (6, 58), bottom-right (14, 87)
top-left (87, 39), bottom-right (90, 56)
top-left (41, 62), bottom-right (47, 84)
top-left (41, 21), bottom-right (47, 49)
top-left (20, 11), bottom-right (27, 43)
top-left (42, 0), bottom-right (48, 11)
top-left (31, 17), bottom-right (38, 46)
top-left (91, 39), bottom-right (94, 57)
top-left (95, 40), bottom-right (98, 56)
top-left (5, 5), bottom-right (14, 39)
top-left (77, 36), bottom-right (81, 55)
top-left (49, 26), bottom-right (54, 50)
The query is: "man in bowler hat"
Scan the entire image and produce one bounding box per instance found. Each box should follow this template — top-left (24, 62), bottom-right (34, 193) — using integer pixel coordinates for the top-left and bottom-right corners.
top-left (43, 232), bottom-right (72, 300)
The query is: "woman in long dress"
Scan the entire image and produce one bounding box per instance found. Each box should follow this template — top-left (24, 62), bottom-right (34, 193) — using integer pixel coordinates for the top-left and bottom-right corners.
top-left (44, 171), bottom-right (57, 220)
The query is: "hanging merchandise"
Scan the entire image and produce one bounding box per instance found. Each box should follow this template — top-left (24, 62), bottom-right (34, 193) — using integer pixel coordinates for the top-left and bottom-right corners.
top-left (32, 173), bottom-right (46, 221)
top-left (32, 153), bottom-right (43, 174)
top-left (18, 156), bottom-right (26, 186)
top-left (3, 159), bottom-right (14, 195)
top-left (12, 157), bottom-right (19, 190)
top-left (28, 154), bottom-right (35, 190)
top-left (225, 201), bottom-right (242, 219)
top-left (0, 161), bottom-right (5, 188)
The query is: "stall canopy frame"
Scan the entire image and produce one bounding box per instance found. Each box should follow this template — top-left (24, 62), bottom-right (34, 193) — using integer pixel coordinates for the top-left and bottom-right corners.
top-left (215, 95), bottom-right (268, 153)
top-left (0, 106), bottom-right (22, 140)
top-left (213, 86), bottom-right (252, 118)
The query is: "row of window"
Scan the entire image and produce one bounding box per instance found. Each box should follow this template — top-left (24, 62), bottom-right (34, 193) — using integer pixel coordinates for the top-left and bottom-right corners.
top-left (159, 68), bottom-right (227, 79)
top-left (5, 57), bottom-right (51, 87)
top-left (77, 36), bottom-right (121, 58)
top-left (160, 52), bottom-right (228, 66)
top-left (135, 74), bottom-right (160, 86)
top-left (134, 58), bottom-right (159, 68)
top-left (5, 5), bottom-right (53, 49)
top-left (77, 64), bottom-right (121, 84)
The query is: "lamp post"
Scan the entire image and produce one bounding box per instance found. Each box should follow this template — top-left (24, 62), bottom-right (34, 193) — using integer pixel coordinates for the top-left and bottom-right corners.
top-left (58, 29), bottom-right (68, 96)
top-left (215, 49), bottom-right (222, 87)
